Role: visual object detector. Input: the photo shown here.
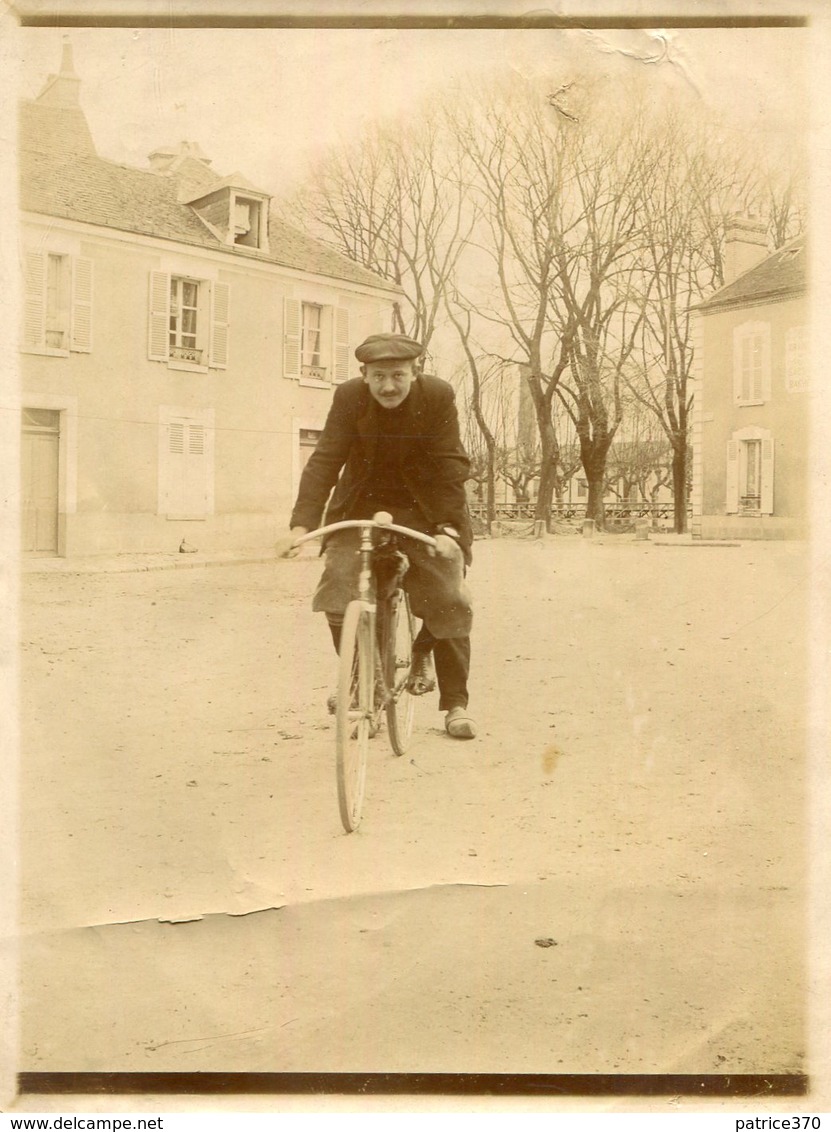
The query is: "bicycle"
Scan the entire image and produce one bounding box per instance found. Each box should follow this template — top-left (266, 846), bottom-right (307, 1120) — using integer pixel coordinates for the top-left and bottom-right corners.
top-left (291, 511), bottom-right (437, 832)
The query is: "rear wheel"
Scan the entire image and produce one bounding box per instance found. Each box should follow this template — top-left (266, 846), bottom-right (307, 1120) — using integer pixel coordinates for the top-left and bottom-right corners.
top-left (382, 590), bottom-right (417, 756)
top-left (335, 601), bottom-right (373, 832)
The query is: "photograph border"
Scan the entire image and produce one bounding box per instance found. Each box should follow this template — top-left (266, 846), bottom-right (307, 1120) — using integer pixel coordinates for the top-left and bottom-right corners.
top-left (3, 0), bottom-right (829, 1114)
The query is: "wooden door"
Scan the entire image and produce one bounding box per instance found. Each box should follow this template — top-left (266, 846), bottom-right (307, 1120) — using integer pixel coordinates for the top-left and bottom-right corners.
top-left (166, 419), bottom-right (208, 517)
top-left (22, 409), bottom-right (60, 554)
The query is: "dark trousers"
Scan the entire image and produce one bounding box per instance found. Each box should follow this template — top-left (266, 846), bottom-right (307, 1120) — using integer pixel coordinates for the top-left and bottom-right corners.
top-left (413, 623), bottom-right (470, 712)
top-left (318, 526), bottom-right (473, 712)
top-left (327, 615), bottom-right (470, 712)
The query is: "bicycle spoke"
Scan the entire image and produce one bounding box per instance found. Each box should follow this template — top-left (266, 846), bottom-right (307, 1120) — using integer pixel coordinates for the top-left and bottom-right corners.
top-left (335, 602), bottom-right (371, 831)
top-left (384, 591), bottom-right (417, 756)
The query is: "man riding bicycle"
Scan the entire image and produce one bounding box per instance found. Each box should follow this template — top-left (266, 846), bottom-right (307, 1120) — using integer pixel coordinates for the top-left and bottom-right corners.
top-left (277, 332), bottom-right (476, 740)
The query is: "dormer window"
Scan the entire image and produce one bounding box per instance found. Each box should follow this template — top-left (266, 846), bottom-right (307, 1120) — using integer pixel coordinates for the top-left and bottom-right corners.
top-left (231, 193), bottom-right (265, 249)
top-left (185, 179), bottom-right (271, 253)
top-left (234, 200), bottom-right (252, 237)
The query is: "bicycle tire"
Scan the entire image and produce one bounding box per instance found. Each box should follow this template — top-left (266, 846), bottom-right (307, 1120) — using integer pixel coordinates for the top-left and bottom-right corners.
top-left (382, 590), bottom-right (417, 757)
top-left (335, 600), bottom-right (372, 832)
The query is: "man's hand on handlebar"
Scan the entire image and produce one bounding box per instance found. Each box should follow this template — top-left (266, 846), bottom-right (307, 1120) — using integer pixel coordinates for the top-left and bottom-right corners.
top-left (276, 527), bottom-right (308, 558)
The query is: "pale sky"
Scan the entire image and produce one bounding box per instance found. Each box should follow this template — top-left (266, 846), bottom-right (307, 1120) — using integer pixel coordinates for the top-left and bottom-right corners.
top-left (17, 24), bottom-right (811, 198)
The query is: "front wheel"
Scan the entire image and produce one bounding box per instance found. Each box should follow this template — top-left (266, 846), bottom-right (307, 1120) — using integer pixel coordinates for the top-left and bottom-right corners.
top-left (382, 590), bottom-right (417, 756)
top-left (335, 601), bottom-right (373, 832)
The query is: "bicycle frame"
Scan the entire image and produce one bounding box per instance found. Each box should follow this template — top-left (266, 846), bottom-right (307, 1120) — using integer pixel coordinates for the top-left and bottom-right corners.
top-left (353, 521), bottom-right (381, 721)
top-left (292, 512), bottom-right (436, 714)
top-left (356, 519), bottom-right (378, 613)
top-left (289, 512), bottom-right (437, 831)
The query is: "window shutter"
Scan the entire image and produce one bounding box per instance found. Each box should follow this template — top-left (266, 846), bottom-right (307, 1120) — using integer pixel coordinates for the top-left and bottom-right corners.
top-left (749, 338), bottom-right (762, 401)
top-left (759, 327), bottom-right (771, 402)
top-left (726, 440), bottom-right (740, 513)
top-left (761, 437), bottom-right (775, 514)
top-left (333, 307), bottom-right (350, 383)
top-left (733, 322), bottom-right (770, 403)
top-left (159, 419), bottom-right (183, 514)
top-left (283, 297), bottom-right (301, 379)
top-left (23, 250), bottom-right (47, 351)
top-left (148, 271), bottom-right (170, 361)
top-left (785, 327), bottom-right (807, 392)
top-left (209, 281), bottom-right (230, 369)
top-left (70, 256), bottom-right (93, 353)
top-left (732, 331), bottom-right (745, 403)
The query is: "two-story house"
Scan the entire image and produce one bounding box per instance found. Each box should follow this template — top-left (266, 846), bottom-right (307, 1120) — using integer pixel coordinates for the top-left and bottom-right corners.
top-left (691, 219), bottom-right (808, 540)
top-left (20, 43), bottom-right (400, 557)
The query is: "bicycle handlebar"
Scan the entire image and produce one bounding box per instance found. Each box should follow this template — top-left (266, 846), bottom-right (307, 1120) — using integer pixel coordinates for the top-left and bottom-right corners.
top-left (292, 512), bottom-right (438, 550)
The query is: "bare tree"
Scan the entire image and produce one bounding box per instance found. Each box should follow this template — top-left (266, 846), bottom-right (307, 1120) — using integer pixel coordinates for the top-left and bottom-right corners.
top-left (497, 436), bottom-right (540, 506)
top-left (500, 378), bottom-right (581, 508)
top-left (624, 110), bottom-right (720, 532)
top-left (625, 106), bottom-right (805, 533)
top-left (459, 402), bottom-right (493, 515)
top-left (543, 81), bottom-right (659, 528)
top-left (451, 74), bottom-right (688, 530)
top-left (722, 127), bottom-right (808, 250)
top-left (554, 450), bottom-right (583, 507)
top-left (448, 78), bottom-right (580, 531)
top-left (445, 323), bottom-right (500, 532)
top-left (605, 437), bottom-right (673, 503)
top-left (282, 110), bottom-right (471, 350)
top-left (282, 67), bottom-right (805, 543)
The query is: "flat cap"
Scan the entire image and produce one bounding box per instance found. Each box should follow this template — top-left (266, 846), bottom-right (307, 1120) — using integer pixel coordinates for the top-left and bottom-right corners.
top-left (355, 333), bottom-right (425, 364)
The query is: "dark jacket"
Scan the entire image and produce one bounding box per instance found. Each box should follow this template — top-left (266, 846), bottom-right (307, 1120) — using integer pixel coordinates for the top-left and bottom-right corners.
top-left (290, 374), bottom-right (473, 565)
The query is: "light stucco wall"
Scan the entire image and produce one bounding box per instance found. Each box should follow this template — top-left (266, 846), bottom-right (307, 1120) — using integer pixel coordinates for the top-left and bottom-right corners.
top-left (20, 218), bottom-right (395, 555)
top-left (696, 293), bottom-right (809, 540)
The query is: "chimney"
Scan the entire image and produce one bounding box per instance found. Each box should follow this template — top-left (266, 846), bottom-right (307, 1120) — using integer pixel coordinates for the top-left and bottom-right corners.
top-left (148, 140), bottom-right (212, 175)
top-left (36, 36), bottom-right (82, 107)
top-left (723, 214), bottom-right (768, 284)
top-left (148, 145), bottom-right (179, 174)
top-left (179, 140), bottom-right (211, 165)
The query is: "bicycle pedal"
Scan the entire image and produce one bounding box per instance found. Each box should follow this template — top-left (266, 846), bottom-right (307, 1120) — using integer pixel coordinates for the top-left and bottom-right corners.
top-left (406, 676), bottom-right (436, 696)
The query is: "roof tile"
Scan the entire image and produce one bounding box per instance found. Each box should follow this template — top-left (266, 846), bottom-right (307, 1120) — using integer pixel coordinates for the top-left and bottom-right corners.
top-left (19, 98), bottom-right (400, 295)
top-left (697, 236), bottom-right (806, 312)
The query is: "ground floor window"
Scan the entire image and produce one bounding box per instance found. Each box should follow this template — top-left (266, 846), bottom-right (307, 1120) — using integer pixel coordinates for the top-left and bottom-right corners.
top-left (726, 427), bottom-right (774, 515)
top-left (740, 439), bottom-right (762, 511)
top-left (292, 420), bottom-right (325, 499)
top-left (298, 427), bottom-right (322, 475)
